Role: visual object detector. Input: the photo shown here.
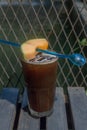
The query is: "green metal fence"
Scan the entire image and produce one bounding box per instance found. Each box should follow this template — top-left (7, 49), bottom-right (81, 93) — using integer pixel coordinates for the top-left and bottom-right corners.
top-left (0, 0), bottom-right (87, 93)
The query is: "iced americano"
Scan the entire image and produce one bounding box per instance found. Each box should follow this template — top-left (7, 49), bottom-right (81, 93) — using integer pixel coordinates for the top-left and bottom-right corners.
top-left (21, 39), bottom-right (58, 117)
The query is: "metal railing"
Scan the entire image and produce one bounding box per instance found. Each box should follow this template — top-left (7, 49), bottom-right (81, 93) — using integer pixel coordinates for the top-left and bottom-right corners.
top-left (0, 0), bottom-right (87, 93)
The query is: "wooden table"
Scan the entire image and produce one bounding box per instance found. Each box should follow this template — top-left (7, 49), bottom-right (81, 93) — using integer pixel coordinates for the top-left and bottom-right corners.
top-left (0, 87), bottom-right (87, 130)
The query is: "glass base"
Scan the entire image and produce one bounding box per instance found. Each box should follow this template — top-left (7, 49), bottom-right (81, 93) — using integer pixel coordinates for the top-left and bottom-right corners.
top-left (28, 103), bottom-right (53, 118)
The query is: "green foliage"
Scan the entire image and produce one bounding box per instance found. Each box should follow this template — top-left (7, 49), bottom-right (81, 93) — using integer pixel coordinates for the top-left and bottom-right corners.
top-left (79, 38), bottom-right (87, 46)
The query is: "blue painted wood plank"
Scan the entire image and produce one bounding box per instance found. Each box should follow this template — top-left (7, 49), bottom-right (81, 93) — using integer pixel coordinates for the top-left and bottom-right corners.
top-left (0, 88), bottom-right (19, 130)
top-left (0, 88), bottom-right (19, 104)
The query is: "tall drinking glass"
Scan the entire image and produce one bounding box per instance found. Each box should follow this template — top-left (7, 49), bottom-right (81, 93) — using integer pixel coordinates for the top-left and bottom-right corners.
top-left (21, 53), bottom-right (58, 117)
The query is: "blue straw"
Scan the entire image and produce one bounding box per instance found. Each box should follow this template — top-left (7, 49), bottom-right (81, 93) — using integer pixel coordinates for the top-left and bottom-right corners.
top-left (0, 39), bottom-right (20, 47)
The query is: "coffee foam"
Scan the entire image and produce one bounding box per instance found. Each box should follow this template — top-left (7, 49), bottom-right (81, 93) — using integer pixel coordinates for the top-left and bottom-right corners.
top-left (26, 53), bottom-right (57, 64)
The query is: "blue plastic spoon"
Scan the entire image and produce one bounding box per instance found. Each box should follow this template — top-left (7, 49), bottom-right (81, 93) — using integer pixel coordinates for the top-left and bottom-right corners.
top-left (0, 39), bottom-right (86, 66)
top-left (37, 48), bottom-right (86, 66)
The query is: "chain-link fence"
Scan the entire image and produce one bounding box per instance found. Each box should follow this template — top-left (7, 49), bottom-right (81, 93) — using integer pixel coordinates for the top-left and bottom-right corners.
top-left (0, 0), bottom-right (87, 93)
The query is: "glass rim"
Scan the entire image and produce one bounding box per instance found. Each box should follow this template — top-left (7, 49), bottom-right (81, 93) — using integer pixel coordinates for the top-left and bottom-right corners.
top-left (20, 53), bottom-right (58, 65)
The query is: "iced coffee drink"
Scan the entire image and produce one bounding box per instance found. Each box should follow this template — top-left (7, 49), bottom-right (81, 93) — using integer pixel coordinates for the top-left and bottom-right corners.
top-left (21, 53), bottom-right (58, 117)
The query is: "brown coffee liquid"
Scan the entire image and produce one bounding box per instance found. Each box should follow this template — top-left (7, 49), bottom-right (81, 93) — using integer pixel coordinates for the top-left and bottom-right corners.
top-left (21, 53), bottom-right (58, 112)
